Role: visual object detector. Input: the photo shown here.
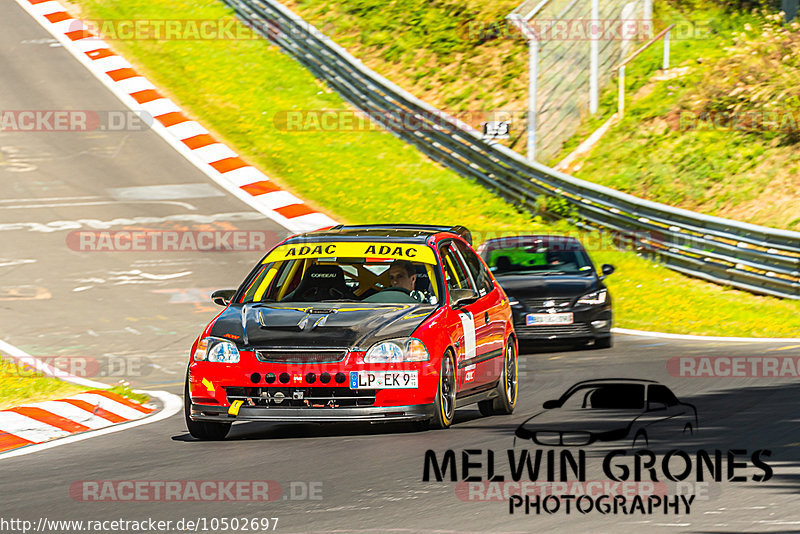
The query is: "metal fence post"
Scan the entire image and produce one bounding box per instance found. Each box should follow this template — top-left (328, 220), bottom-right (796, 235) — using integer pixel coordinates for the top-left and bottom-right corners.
top-left (617, 65), bottom-right (625, 117)
top-left (662, 28), bottom-right (670, 70)
top-left (528, 37), bottom-right (539, 161)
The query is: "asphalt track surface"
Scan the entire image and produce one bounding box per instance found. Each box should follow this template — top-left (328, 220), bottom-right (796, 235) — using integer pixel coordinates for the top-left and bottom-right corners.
top-left (2, 2), bottom-right (800, 532)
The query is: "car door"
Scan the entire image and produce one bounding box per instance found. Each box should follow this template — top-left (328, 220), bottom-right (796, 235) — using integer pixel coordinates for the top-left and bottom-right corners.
top-left (440, 241), bottom-right (495, 393)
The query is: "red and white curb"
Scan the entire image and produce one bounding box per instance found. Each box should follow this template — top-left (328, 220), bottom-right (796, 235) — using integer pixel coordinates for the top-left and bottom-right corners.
top-left (0, 390), bottom-right (155, 453)
top-left (14, 0), bottom-right (339, 235)
top-left (0, 340), bottom-right (181, 459)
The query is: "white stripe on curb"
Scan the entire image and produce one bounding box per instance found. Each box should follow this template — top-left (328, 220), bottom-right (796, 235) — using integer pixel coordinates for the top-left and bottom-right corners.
top-left (612, 327), bottom-right (800, 343)
top-left (69, 393), bottom-right (149, 420)
top-left (0, 412), bottom-right (70, 443)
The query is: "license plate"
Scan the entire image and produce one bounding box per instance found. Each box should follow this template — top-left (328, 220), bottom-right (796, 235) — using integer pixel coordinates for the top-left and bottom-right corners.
top-left (349, 371), bottom-right (418, 389)
top-left (526, 312), bottom-right (574, 326)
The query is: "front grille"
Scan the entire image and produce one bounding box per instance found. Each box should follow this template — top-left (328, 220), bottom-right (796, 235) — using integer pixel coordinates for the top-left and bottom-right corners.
top-left (255, 349), bottom-right (347, 364)
top-left (516, 323), bottom-right (593, 337)
top-left (226, 386), bottom-right (376, 408)
top-left (522, 297), bottom-right (573, 310)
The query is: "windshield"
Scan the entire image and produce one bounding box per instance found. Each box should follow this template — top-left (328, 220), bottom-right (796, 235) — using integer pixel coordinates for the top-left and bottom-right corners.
top-left (238, 241), bottom-right (442, 305)
top-left (484, 244), bottom-right (593, 275)
top-left (560, 384), bottom-right (645, 410)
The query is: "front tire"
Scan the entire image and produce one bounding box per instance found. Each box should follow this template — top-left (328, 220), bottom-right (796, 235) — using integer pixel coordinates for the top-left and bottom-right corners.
top-left (427, 351), bottom-right (456, 430)
top-left (593, 336), bottom-right (613, 349)
top-left (479, 340), bottom-right (518, 416)
top-left (184, 376), bottom-right (231, 440)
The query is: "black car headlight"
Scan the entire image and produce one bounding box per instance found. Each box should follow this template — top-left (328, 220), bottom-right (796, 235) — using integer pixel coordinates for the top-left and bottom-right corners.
top-left (577, 289), bottom-right (607, 305)
top-left (193, 337), bottom-right (240, 363)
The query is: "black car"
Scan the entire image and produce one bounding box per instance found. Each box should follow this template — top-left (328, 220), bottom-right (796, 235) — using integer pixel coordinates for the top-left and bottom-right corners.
top-left (514, 379), bottom-right (698, 447)
top-left (477, 235), bottom-right (614, 348)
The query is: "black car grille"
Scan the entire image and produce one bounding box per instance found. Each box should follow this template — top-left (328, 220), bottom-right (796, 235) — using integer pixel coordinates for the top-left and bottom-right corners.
top-left (226, 387), bottom-right (376, 408)
top-left (516, 324), bottom-right (593, 337)
top-left (522, 297), bottom-right (573, 310)
top-left (255, 349), bottom-right (347, 364)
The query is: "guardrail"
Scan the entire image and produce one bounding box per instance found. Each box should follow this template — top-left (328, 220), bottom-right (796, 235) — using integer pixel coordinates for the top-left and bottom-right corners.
top-left (224, 0), bottom-right (800, 299)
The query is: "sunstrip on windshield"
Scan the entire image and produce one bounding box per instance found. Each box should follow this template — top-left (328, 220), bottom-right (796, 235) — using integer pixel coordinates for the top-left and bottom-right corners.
top-left (262, 242), bottom-right (438, 264)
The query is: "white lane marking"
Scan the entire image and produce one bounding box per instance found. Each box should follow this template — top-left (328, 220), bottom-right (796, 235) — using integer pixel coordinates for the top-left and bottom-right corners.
top-left (108, 183), bottom-right (224, 201)
top-left (458, 311), bottom-right (476, 363)
top-left (0, 211), bottom-right (267, 233)
top-left (68, 393), bottom-right (148, 420)
top-left (0, 390), bottom-right (181, 460)
top-left (0, 259), bottom-right (36, 267)
top-left (0, 200), bottom-right (198, 211)
top-left (0, 196), bottom-right (100, 203)
top-left (29, 401), bottom-right (115, 430)
top-left (612, 327), bottom-right (800, 343)
top-left (0, 412), bottom-right (70, 443)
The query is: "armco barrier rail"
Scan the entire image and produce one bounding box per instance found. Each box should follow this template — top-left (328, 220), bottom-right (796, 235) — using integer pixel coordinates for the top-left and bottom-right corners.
top-left (224, 0), bottom-right (800, 299)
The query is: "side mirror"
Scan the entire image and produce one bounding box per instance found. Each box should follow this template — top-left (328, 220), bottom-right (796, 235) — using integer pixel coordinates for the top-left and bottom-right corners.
top-left (647, 401), bottom-right (667, 412)
top-left (543, 400), bottom-right (560, 409)
top-left (601, 264), bottom-right (615, 277)
top-left (450, 288), bottom-right (479, 308)
top-left (211, 289), bottom-right (236, 307)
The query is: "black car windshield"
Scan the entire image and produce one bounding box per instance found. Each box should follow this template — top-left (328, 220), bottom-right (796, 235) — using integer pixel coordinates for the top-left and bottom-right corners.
top-left (560, 384), bottom-right (646, 410)
top-left (484, 245), bottom-right (593, 275)
top-left (238, 241), bottom-right (442, 305)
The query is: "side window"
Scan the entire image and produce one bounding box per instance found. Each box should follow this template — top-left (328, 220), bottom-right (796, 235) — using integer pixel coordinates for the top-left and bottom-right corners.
top-left (648, 385), bottom-right (678, 406)
top-left (440, 244), bottom-right (472, 293)
top-left (454, 241), bottom-right (494, 296)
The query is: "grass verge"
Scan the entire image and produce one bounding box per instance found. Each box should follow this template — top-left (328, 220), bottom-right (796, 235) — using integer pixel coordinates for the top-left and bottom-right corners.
top-left (0, 357), bottom-right (149, 410)
top-left (64, 0), bottom-right (800, 337)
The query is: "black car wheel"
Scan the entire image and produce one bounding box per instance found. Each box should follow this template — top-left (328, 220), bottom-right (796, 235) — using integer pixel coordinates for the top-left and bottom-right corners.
top-left (184, 375), bottom-right (231, 441)
top-left (479, 341), bottom-right (518, 416)
top-left (426, 351), bottom-right (456, 430)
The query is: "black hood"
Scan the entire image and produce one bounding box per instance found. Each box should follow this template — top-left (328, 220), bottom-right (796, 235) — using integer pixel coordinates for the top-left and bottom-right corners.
top-left (209, 302), bottom-right (436, 350)
top-left (493, 273), bottom-right (600, 299)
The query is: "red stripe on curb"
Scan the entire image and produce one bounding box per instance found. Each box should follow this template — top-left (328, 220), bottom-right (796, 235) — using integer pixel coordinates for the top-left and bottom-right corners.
top-left (275, 204), bottom-right (315, 218)
top-left (86, 48), bottom-right (115, 60)
top-left (156, 111), bottom-right (189, 127)
top-left (59, 400), bottom-right (126, 423)
top-left (8, 407), bottom-right (91, 433)
top-left (182, 134), bottom-right (216, 150)
top-left (45, 12), bottom-right (71, 23)
top-left (0, 433), bottom-right (35, 452)
top-left (130, 89), bottom-right (162, 104)
top-left (28, 0), bottom-right (53, 4)
top-left (210, 157), bottom-right (247, 173)
top-left (87, 390), bottom-right (154, 414)
top-left (65, 29), bottom-right (94, 41)
top-left (241, 180), bottom-right (280, 196)
top-left (106, 68), bottom-right (138, 82)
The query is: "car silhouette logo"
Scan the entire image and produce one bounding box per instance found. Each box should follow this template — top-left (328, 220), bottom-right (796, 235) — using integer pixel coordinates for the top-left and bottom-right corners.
top-left (514, 379), bottom-right (698, 448)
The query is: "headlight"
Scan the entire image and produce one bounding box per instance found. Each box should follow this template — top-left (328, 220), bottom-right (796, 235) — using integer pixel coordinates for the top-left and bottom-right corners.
top-left (577, 289), bottom-right (607, 305)
top-left (193, 337), bottom-right (240, 363)
top-left (364, 338), bottom-right (429, 363)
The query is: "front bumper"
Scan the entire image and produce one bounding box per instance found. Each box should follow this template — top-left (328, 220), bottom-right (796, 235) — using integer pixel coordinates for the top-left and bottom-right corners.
top-left (512, 306), bottom-right (612, 341)
top-left (189, 402), bottom-right (434, 423)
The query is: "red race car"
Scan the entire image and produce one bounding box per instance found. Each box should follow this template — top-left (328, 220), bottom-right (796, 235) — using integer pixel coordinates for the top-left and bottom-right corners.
top-left (185, 224), bottom-right (518, 439)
